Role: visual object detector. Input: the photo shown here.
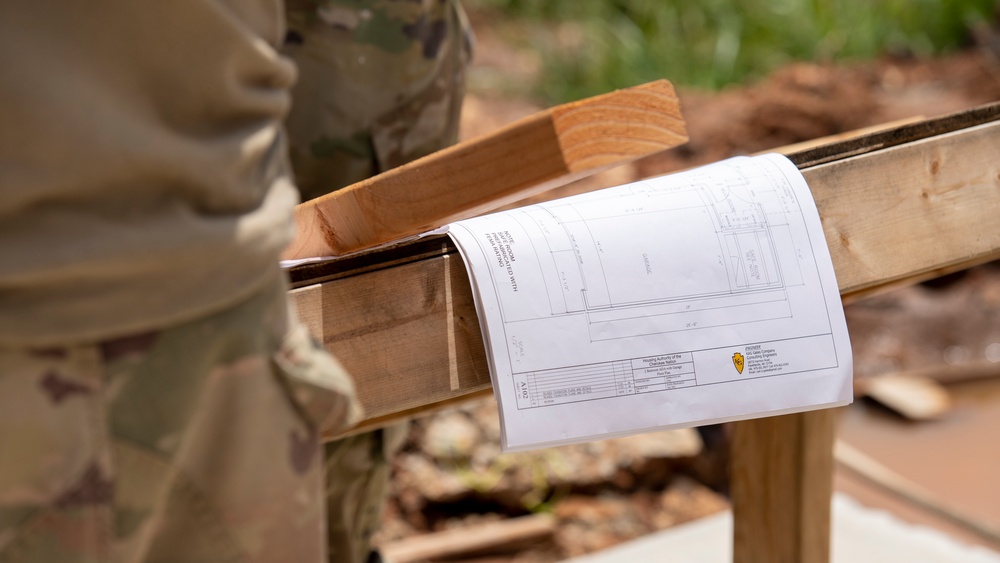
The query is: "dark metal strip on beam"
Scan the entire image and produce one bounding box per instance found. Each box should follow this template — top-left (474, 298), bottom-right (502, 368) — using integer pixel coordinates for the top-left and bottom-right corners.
top-left (788, 100), bottom-right (1000, 169)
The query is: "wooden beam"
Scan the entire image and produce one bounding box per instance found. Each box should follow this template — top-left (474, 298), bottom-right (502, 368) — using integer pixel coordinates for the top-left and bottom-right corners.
top-left (731, 409), bottom-right (838, 563)
top-left (282, 80), bottom-right (687, 258)
top-left (807, 120), bottom-right (1000, 302)
top-left (788, 102), bottom-right (1000, 168)
top-left (288, 250), bottom-right (491, 424)
top-left (766, 116), bottom-right (924, 156)
top-left (288, 109), bottom-right (1000, 431)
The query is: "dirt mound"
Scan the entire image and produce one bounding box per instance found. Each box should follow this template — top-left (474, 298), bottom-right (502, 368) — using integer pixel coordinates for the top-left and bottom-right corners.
top-left (638, 50), bottom-right (1000, 178)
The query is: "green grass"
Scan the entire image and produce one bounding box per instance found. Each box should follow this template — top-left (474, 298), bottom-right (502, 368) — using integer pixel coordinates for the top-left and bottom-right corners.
top-left (468, 0), bottom-right (996, 103)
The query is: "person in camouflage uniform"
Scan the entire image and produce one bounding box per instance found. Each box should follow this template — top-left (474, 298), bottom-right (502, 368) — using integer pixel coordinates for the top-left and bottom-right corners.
top-left (283, 0), bottom-right (472, 199)
top-left (0, 271), bottom-right (361, 562)
top-left (1, 1), bottom-right (370, 561)
top-left (0, 0), bottom-right (469, 561)
top-left (281, 1), bottom-right (472, 561)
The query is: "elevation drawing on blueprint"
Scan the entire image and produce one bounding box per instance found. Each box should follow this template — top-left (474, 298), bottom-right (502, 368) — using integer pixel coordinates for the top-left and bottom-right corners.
top-left (448, 153), bottom-right (853, 451)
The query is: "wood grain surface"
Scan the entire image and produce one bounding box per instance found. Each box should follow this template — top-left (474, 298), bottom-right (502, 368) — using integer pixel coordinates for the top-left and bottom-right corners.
top-left (731, 409), bottom-right (838, 563)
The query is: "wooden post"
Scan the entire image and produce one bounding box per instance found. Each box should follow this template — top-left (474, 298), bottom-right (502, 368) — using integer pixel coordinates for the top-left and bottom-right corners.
top-left (731, 409), bottom-right (838, 563)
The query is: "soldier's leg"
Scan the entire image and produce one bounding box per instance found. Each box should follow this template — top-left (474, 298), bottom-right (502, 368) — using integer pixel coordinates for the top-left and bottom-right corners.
top-left (282, 0), bottom-right (471, 197)
top-left (323, 424), bottom-right (408, 563)
top-left (281, 2), bottom-right (471, 561)
top-left (0, 346), bottom-right (114, 562)
top-left (0, 271), bottom-right (360, 562)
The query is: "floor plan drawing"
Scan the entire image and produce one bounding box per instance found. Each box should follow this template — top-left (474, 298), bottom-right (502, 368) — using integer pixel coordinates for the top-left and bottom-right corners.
top-left (496, 157), bottom-right (805, 343)
top-left (448, 154), bottom-right (853, 451)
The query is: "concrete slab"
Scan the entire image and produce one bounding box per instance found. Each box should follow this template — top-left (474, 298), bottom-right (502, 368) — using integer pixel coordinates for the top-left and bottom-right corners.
top-left (564, 494), bottom-right (1000, 563)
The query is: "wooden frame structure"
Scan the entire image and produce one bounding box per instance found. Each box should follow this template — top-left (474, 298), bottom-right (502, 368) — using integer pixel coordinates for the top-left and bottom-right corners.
top-left (288, 102), bottom-right (1000, 563)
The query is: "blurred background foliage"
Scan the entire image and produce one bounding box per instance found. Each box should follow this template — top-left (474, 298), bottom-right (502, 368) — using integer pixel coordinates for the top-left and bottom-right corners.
top-left (466, 0), bottom-right (998, 103)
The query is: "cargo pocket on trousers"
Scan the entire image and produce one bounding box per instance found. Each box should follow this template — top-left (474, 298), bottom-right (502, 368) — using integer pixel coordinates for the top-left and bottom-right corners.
top-left (0, 347), bottom-right (111, 559)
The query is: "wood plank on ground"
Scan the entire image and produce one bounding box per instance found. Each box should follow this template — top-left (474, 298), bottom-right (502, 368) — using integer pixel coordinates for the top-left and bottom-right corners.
top-left (378, 514), bottom-right (556, 563)
top-left (807, 120), bottom-right (1000, 301)
top-left (288, 250), bottom-right (491, 432)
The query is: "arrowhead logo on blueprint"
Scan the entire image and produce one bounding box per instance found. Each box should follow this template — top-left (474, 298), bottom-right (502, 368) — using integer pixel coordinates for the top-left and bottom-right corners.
top-left (733, 352), bottom-right (745, 374)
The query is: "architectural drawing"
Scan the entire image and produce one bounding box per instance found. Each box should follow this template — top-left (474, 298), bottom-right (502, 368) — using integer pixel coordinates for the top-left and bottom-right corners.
top-left (498, 157), bottom-right (805, 342)
top-left (448, 155), bottom-right (853, 451)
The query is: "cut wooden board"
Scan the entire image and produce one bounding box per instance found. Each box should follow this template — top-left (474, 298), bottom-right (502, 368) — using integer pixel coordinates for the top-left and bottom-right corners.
top-left (283, 80), bottom-right (687, 258)
top-left (788, 102), bottom-right (1000, 168)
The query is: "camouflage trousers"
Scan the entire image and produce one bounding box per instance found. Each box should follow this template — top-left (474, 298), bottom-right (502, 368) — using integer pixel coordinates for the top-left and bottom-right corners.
top-left (323, 426), bottom-right (406, 563)
top-left (283, 1), bottom-right (472, 561)
top-left (0, 269), bottom-right (360, 562)
top-left (283, 0), bottom-right (473, 199)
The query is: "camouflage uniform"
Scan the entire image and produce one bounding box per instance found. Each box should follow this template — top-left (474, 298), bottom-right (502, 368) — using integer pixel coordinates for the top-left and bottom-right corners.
top-left (0, 0), bottom-right (469, 560)
top-left (1, 1), bottom-right (370, 560)
top-left (283, 0), bottom-right (472, 199)
top-left (0, 268), bottom-right (361, 562)
top-left (281, 1), bottom-right (471, 561)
